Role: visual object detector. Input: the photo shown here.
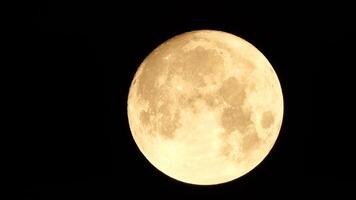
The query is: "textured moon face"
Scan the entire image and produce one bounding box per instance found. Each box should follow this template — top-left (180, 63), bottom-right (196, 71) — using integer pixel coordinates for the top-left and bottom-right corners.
top-left (127, 30), bottom-right (283, 185)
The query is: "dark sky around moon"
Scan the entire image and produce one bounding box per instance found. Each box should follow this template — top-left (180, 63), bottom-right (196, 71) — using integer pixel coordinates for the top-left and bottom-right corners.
top-left (11, 1), bottom-right (355, 199)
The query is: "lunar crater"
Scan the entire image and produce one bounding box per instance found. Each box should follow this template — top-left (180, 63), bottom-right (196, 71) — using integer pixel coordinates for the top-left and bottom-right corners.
top-left (221, 106), bottom-right (252, 133)
top-left (219, 77), bottom-right (247, 107)
top-left (261, 111), bottom-right (274, 129)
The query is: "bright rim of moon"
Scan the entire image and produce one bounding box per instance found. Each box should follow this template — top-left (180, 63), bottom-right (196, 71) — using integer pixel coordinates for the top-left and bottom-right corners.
top-left (127, 30), bottom-right (284, 185)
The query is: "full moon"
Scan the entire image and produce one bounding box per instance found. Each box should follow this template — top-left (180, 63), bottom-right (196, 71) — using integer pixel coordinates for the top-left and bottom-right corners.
top-left (127, 30), bottom-right (283, 185)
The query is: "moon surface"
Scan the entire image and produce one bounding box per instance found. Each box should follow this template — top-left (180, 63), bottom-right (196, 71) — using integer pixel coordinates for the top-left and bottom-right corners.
top-left (127, 30), bottom-right (283, 185)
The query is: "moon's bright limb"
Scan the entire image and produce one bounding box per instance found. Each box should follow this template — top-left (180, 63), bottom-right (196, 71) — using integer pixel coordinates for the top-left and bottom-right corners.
top-left (127, 30), bottom-right (284, 185)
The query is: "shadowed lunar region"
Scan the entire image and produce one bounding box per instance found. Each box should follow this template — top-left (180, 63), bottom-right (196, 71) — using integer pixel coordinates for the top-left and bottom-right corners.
top-left (127, 30), bottom-right (284, 185)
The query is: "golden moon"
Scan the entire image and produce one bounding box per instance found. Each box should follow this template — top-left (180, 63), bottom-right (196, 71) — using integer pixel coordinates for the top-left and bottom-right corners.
top-left (127, 30), bottom-right (283, 185)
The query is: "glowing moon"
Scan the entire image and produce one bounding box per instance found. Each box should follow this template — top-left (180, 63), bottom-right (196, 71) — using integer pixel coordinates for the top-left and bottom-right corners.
top-left (127, 30), bottom-right (283, 185)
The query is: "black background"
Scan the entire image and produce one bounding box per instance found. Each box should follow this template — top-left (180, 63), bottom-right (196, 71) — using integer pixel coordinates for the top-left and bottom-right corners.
top-left (12, 1), bottom-right (355, 199)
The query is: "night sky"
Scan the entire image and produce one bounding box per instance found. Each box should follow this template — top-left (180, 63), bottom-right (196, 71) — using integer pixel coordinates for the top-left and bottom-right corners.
top-left (13, 1), bottom-right (355, 199)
